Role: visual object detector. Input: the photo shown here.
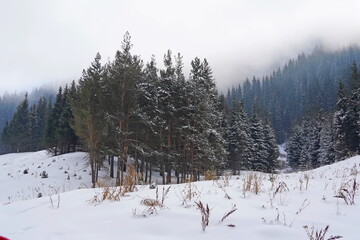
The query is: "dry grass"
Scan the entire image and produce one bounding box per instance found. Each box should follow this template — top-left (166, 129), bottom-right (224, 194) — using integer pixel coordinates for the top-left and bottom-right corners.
top-left (334, 178), bottom-right (358, 205)
top-left (88, 182), bottom-right (124, 205)
top-left (303, 225), bottom-right (343, 240)
top-left (180, 182), bottom-right (200, 206)
top-left (195, 201), bottom-right (210, 232)
top-left (214, 173), bottom-right (231, 188)
top-left (204, 170), bottom-right (217, 180)
top-left (219, 204), bottom-right (237, 223)
top-left (273, 181), bottom-right (289, 198)
top-left (123, 164), bottom-right (139, 193)
top-left (137, 186), bottom-right (171, 215)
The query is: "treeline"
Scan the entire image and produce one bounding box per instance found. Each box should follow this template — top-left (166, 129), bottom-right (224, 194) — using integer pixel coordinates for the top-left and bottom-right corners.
top-left (1, 86), bottom-right (77, 154)
top-left (0, 87), bottom-right (56, 133)
top-left (287, 62), bottom-right (360, 170)
top-left (226, 46), bottom-right (360, 142)
top-left (1, 33), bottom-right (279, 187)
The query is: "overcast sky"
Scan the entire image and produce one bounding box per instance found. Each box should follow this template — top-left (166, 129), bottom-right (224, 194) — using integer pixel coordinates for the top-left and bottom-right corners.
top-left (1, 0), bottom-right (360, 94)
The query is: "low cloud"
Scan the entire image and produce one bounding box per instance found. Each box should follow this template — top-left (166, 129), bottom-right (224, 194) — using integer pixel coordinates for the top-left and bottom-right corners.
top-left (0, 0), bottom-right (359, 94)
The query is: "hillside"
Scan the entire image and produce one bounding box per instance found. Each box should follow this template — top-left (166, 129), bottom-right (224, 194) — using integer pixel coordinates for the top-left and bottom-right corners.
top-left (0, 151), bottom-right (359, 239)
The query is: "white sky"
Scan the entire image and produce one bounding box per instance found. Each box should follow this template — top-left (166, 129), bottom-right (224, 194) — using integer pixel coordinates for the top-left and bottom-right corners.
top-left (1, 0), bottom-right (360, 94)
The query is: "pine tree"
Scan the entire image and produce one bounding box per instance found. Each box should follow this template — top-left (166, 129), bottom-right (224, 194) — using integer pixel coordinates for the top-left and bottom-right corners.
top-left (105, 32), bottom-right (143, 186)
top-left (188, 57), bottom-right (226, 178)
top-left (72, 52), bottom-right (106, 187)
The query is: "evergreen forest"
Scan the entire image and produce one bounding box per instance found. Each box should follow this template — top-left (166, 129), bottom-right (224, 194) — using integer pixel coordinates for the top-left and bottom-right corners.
top-left (2, 33), bottom-right (360, 186)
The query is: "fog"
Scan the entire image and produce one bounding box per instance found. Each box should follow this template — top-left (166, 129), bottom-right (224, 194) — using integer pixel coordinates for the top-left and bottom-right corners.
top-left (1, 0), bottom-right (360, 94)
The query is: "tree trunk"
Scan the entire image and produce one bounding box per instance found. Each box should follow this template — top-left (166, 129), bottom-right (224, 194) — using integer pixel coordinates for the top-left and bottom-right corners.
top-left (110, 156), bottom-right (114, 178)
top-left (149, 162), bottom-right (152, 183)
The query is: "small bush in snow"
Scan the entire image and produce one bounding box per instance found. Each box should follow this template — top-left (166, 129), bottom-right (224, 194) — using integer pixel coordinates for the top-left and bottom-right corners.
top-left (149, 182), bottom-right (157, 189)
top-left (40, 171), bottom-right (48, 178)
top-left (88, 182), bottom-right (124, 206)
top-left (132, 186), bottom-right (171, 216)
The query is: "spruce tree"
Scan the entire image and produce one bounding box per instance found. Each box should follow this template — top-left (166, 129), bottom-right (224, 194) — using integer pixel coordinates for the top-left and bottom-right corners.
top-left (249, 110), bottom-right (267, 171)
top-left (262, 117), bottom-right (279, 172)
top-left (227, 101), bottom-right (252, 173)
top-left (333, 81), bottom-right (348, 161)
top-left (287, 126), bottom-right (304, 170)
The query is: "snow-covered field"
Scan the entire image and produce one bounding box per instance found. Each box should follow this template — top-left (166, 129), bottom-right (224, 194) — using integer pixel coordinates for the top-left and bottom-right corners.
top-left (0, 151), bottom-right (359, 240)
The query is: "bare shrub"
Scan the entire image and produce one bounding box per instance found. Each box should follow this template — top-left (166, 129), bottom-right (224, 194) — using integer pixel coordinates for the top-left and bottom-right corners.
top-left (195, 201), bottom-right (210, 232)
top-left (215, 173), bottom-right (231, 188)
top-left (269, 174), bottom-right (278, 190)
top-left (262, 208), bottom-right (288, 226)
top-left (304, 174), bottom-right (310, 190)
top-left (334, 178), bottom-right (358, 205)
top-left (140, 198), bottom-right (162, 215)
top-left (180, 182), bottom-right (200, 206)
top-left (49, 195), bottom-right (61, 209)
top-left (214, 178), bottom-right (232, 199)
top-left (138, 186), bottom-right (171, 215)
top-left (303, 225), bottom-right (343, 240)
top-left (350, 163), bottom-right (358, 176)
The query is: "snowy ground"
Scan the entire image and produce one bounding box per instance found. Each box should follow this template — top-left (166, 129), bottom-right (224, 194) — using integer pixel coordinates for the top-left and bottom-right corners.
top-left (0, 151), bottom-right (359, 240)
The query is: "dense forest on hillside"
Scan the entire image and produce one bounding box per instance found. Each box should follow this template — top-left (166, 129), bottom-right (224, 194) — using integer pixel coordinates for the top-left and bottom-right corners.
top-left (226, 46), bottom-right (360, 143)
top-left (1, 33), bottom-right (279, 187)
